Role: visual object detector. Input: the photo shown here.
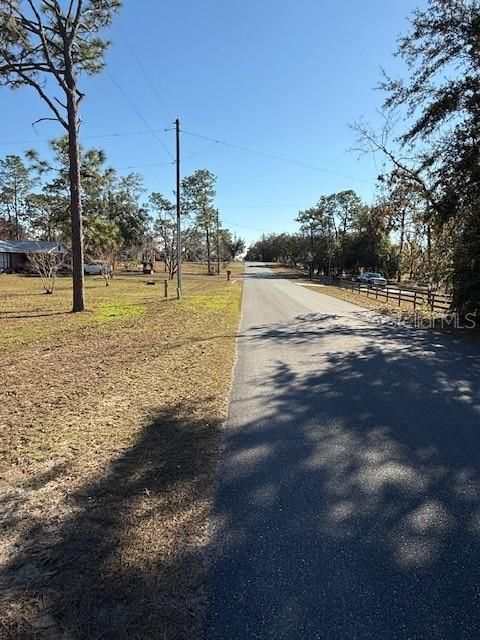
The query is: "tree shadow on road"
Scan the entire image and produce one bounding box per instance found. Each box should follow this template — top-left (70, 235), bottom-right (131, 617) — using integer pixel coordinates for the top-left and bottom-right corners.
top-left (207, 312), bottom-right (480, 639)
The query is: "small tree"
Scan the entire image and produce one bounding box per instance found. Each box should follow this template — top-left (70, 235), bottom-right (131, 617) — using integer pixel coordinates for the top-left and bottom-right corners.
top-left (222, 231), bottom-right (245, 262)
top-left (150, 192), bottom-right (178, 279)
top-left (84, 214), bottom-right (121, 286)
top-left (182, 170), bottom-right (217, 273)
top-left (0, 0), bottom-right (121, 311)
top-left (28, 246), bottom-right (66, 294)
top-left (96, 248), bottom-right (115, 285)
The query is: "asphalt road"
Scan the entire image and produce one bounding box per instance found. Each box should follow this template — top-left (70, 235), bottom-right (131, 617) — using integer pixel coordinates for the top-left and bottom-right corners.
top-left (206, 263), bottom-right (480, 640)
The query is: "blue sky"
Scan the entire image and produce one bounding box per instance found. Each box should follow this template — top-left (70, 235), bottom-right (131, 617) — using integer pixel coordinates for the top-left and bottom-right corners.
top-left (0, 0), bottom-right (425, 244)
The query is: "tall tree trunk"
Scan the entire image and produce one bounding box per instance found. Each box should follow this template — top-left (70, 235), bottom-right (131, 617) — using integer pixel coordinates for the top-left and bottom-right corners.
top-left (309, 225), bottom-right (314, 279)
top-left (327, 236), bottom-right (333, 277)
top-left (397, 209), bottom-right (406, 283)
top-left (427, 223), bottom-right (432, 274)
top-left (67, 92), bottom-right (85, 312)
top-left (14, 180), bottom-right (19, 240)
top-left (206, 226), bottom-right (211, 273)
top-left (426, 218), bottom-right (433, 306)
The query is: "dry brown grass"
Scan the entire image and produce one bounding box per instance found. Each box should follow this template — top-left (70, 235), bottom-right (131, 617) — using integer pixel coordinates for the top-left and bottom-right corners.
top-left (0, 273), bottom-right (242, 639)
top-left (301, 282), bottom-right (431, 319)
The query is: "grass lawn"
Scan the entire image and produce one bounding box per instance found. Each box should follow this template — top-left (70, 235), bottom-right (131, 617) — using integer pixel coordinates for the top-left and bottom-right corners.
top-left (181, 260), bottom-right (245, 277)
top-left (0, 271), bottom-right (243, 639)
top-left (115, 260), bottom-right (245, 279)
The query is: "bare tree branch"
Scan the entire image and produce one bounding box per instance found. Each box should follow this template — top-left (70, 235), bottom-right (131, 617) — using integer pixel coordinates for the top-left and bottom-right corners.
top-left (32, 116), bottom-right (61, 127)
top-left (27, 247), bottom-right (67, 294)
top-left (54, 96), bottom-right (67, 109)
top-left (70, 0), bottom-right (84, 42)
top-left (17, 69), bottom-right (68, 128)
top-left (25, 0), bottom-right (68, 92)
top-left (351, 118), bottom-right (439, 210)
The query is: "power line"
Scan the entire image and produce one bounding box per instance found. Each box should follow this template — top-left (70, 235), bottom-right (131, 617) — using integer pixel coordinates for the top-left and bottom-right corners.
top-left (117, 25), bottom-right (174, 122)
top-left (107, 71), bottom-right (175, 162)
top-left (116, 161), bottom-right (174, 170)
top-left (222, 219), bottom-right (270, 233)
top-left (181, 129), bottom-right (376, 186)
top-left (0, 133), bottom-right (174, 171)
top-left (115, 25), bottom-right (200, 160)
top-left (0, 128), bottom-right (172, 147)
top-left (184, 140), bottom-right (220, 162)
top-left (1, 123), bottom-right (376, 188)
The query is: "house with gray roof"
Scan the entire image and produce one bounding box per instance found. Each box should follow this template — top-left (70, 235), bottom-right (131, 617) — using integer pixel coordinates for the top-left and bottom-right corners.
top-left (0, 240), bottom-right (68, 272)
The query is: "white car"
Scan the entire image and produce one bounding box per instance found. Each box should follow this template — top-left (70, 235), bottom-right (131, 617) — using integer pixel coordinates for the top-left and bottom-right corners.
top-left (358, 272), bottom-right (387, 287)
top-left (84, 260), bottom-right (108, 275)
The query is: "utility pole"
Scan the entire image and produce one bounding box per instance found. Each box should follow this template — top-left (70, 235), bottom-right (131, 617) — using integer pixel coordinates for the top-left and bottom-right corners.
top-left (175, 118), bottom-right (182, 299)
top-left (216, 208), bottom-right (220, 276)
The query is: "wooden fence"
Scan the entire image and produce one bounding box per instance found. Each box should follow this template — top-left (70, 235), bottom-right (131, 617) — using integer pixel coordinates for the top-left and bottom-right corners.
top-left (322, 277), bottom-right (453, 313)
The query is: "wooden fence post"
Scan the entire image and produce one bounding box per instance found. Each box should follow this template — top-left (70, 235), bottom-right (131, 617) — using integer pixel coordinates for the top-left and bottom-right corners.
top-left (398, 288), bottom-right (401, 306)
top-left (413, 290), bottom-right (417, 310)
top-left (164, 279), bottom-right (168, 298)
top-left (386, 288), bottom-right (389, 303)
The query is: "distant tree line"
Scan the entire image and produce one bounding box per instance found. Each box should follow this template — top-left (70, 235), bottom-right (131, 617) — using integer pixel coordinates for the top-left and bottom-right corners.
top-left (0, 144), bottom-right (244, 278)
top-left (246, 188), bottom-right (437, 284)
